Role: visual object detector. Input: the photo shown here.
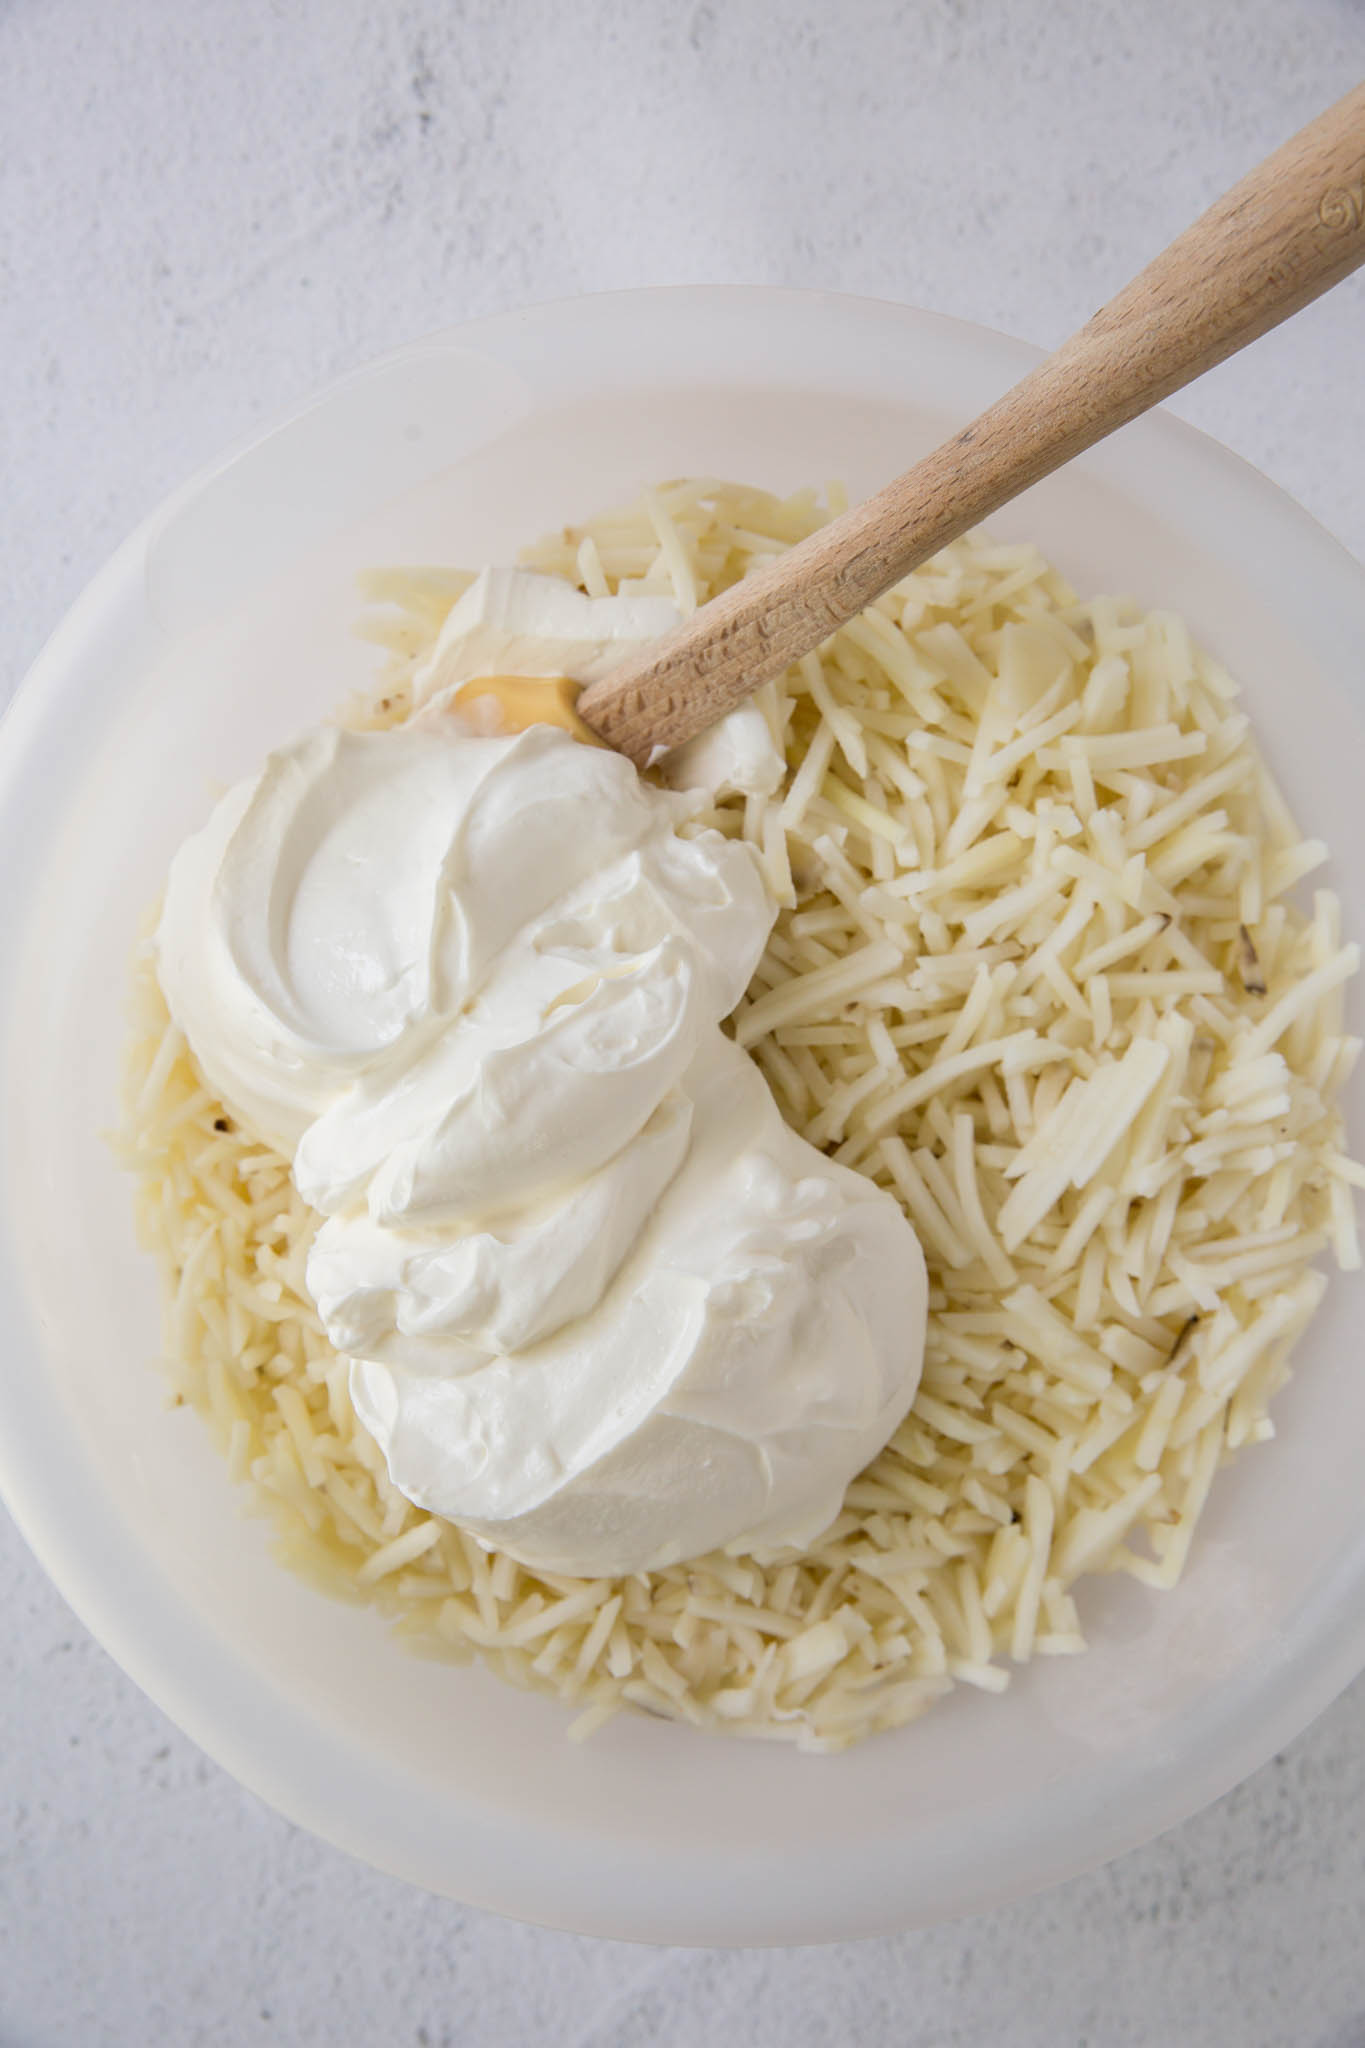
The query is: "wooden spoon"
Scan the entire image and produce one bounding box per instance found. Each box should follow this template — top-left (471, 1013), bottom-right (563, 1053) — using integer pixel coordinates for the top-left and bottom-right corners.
top-left (578, 83), bottom-right (1365, 766)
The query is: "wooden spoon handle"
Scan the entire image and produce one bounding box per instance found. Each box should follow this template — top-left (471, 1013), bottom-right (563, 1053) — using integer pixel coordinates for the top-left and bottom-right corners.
top-left (579, 83), bottom-right (1365, 765)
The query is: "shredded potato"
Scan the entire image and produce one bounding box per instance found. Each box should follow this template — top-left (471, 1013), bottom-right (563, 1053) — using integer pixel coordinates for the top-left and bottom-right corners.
top-left (119, 481), bottom-right (1361, 1751)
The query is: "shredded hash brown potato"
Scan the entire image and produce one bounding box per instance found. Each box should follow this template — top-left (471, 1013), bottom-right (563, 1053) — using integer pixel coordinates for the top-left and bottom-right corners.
top-left (120, 480), bottom-right (1362, 1752)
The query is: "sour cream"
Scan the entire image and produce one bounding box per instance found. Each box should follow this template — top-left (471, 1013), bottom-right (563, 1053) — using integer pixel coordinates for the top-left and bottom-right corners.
top-left (157, 594), bottom-right (927, 1575)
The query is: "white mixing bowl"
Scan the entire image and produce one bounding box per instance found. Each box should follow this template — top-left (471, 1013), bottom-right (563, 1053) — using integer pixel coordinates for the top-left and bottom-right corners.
top-left (2, 287), bottom-right (1363, 1945)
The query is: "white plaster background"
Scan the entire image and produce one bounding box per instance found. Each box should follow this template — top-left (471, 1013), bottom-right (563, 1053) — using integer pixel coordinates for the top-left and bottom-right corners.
top-left (3, 2), bottom-right (1365, 2042)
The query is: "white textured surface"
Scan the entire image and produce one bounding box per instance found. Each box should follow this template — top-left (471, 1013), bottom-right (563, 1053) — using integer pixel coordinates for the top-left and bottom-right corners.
top-left (3, 0), bottom-right (1365, 2039)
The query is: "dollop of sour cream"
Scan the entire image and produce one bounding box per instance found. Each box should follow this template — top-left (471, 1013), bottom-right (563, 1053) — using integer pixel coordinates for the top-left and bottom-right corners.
top-left (156, 579), bottom-right (927, 1575)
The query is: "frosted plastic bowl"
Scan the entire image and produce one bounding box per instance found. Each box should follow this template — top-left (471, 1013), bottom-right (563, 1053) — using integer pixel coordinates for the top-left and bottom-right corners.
top-left (2, 287), bottom-right (1363, 1946)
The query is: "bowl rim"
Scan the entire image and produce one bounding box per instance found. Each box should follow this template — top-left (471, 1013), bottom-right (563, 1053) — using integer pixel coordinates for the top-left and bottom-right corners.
top-left (3, 283), bottom-right (1365, 1946)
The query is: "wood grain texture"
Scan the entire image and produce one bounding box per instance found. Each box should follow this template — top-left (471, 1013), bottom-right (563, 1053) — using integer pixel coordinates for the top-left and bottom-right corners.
top-left (579, 83), bottom-right (1365, 765)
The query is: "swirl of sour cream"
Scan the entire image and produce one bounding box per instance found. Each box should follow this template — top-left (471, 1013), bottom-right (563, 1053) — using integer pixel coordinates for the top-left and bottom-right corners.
top-left (156, 590), bottom-right (927, 1576)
